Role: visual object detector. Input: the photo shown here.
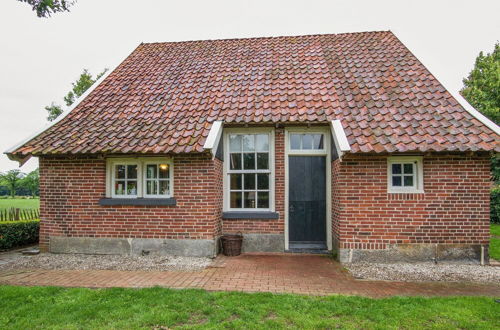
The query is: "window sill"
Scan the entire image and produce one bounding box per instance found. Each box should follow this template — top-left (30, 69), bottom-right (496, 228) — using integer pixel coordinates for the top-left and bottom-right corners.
top-left (99, 198), bottom-right (177, 206)
top-left (222, 211), bottom-right (279, 220)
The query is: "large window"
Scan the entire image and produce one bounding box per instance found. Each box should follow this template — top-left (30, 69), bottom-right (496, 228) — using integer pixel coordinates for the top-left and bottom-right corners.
top-left (387, 156), bottom-right (423, 193)
top-left (226, 131), bottom-right (273, 210)
top-left (108, 158), bottom-right (173, 198)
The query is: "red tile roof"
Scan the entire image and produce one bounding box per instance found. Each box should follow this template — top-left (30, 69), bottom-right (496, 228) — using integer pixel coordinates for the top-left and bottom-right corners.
top-left (8, 31), bottom-right (500, 158)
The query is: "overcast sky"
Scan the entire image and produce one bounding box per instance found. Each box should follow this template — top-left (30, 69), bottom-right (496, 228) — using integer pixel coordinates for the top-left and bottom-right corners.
top-left (1, 0), bottom-right (498, 172)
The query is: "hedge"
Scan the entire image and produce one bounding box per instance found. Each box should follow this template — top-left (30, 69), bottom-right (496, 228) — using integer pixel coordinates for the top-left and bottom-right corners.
top-left (0, 220), bottom-right (39, 250)
top-left (492, 188), bottom-right (500, 224)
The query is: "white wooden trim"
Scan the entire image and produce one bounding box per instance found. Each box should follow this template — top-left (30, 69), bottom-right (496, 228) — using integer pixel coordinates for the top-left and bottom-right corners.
top-left (387, 156), bottom-right (424, 193)
top-left (4, 46), bottom-right (138, 163)
top-left (329, 120), bottom-right (351, 159)
top-left (284, 127), bottom-right (332, 251)
top-left (106, 157), bottom-right (173, 198)
top-left (449, 91), bottom-right (500, 135)
top-left (203, 121), bottom-right (223, 158)
top-left (222, 127), bottom-right (275, 212)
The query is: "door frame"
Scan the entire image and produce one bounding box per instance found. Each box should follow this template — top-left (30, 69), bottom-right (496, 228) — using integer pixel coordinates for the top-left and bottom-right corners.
top-left (284, 126), bottom-right (332, 250)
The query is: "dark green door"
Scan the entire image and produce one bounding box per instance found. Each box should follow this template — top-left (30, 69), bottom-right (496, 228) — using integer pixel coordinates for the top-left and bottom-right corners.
top-left (288, 156), bottom-right (326, 244)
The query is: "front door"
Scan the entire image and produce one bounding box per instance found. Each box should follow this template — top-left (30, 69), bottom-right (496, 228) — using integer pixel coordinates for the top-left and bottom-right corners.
top-left (288, 155), bottom-right (327, 249)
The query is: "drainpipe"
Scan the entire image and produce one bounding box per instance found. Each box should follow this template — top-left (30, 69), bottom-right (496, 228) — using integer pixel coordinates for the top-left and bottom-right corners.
top-left (481, 245), bottom-right (485, 266)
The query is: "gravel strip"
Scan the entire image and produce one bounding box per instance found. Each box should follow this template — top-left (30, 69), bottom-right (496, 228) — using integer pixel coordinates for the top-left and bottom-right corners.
top-left (346, 262), bottom-right (500, 284)
top-left (0, 253), bottom-right (213, 272)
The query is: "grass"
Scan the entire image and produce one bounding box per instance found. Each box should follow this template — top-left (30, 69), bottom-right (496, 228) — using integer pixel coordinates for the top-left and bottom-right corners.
top-left (491, 224), bottom-right (500, 237)
top-left (490, 224), bottom-right (500, 260)
top-left (0, 286), bottom-right (499, 329)
top-left (0, 198), bottom-right (39, 211)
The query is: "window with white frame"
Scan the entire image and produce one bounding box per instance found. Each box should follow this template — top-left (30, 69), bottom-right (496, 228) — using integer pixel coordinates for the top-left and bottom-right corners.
top-left (387, 157), bottom-right (423, 193)
top-left (108, 158), bottom-right (173, 198)
top-left (290, 133), bottom-right (325, 150)
top-left (226, 132), bottom-right (272, 210)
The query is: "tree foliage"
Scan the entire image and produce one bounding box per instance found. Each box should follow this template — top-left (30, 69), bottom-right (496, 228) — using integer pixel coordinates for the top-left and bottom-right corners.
top-left (17, 0), bottom-right (74, 18)
top-left (20, 169), bottom-right (40, 197)
top-left (460, 43), bottom-right (500, 125)
top-left (0, 170), bottom-right (25, 198)
top-left (45, 68), bottom-right (108, 121)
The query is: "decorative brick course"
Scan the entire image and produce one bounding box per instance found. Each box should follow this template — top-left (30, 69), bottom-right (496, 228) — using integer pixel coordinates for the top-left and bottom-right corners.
top-left (332, 154), bottom-right (491, 251)
top-left (39, 154), bottom-right (221, 251)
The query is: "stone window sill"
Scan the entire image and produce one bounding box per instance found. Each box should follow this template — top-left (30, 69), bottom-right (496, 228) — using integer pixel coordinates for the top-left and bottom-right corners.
top-left (222, 211), bottom-right (279, 220)
top-left (99, 198), bottom-right (177, 206)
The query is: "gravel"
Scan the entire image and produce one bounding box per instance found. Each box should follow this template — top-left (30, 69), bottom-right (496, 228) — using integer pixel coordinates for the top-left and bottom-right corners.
top-left (346, 262), bottom-right (500, 284)
top-left (0, 253), bottom-right (213, 272)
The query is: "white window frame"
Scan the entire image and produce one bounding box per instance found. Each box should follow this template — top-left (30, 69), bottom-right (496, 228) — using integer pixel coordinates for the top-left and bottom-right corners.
top-left (106, 157), bottom-right (174, 198)
top-left (287, 132), bottom-right (328, 155)
top-left (223, 128), bottom-right (275, 212)
top-left (387, 156), bottom-right (424, 193)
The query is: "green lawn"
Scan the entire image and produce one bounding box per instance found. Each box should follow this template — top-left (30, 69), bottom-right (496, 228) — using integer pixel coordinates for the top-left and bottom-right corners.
top-left (0, 286), bottom-right (498, 329)
top-left (491, 224), bottom-right (500, 237)
top-left (0, 198), bottom-right (39, 210)
top-left (490, 224), bottom-right (500, 260)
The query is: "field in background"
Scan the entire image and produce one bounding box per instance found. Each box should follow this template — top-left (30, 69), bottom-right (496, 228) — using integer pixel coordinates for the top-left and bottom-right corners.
top-left (0, 198), bottom-right (39, 211)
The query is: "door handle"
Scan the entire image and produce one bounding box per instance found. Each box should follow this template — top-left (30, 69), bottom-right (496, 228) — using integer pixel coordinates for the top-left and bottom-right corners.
top-left (289, 205), bottom-right (295, 212)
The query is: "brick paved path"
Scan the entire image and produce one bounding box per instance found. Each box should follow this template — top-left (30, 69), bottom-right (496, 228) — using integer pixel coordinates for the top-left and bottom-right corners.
top-left (0, 254), bottom-right (499, 297)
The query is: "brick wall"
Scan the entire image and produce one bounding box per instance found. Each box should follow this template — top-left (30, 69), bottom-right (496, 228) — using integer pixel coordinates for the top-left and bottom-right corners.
top-left (39, 154), bottom-right (221, 251)
top-left (222, 128), bottom-right (285, 234)
top-left (333, 154), bottom-right (491, 250)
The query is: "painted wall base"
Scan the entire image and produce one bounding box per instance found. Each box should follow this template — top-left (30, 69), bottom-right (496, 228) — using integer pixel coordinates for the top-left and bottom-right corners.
top-left (239, 234), bottom-right (285, 252)
top-left (49, 236), bottom-right (217, 258)
top-left (339, 244), bottom-right (487, 264)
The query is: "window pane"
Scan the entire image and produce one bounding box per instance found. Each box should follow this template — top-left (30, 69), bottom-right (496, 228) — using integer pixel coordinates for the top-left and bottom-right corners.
top-left (257, 173), bottom-right (269, 190)
top-left (392, 164), bottom-right (402, 174)
top-left (146, 165), bottom-right (157, 179)
top-left (244, 191), bottom-right (256, 208)
top-left (256, 134), bottom-right (269, 151)
top-left (230, 192), bottom-right (242, 208)
top-left (230, 174), bottom-right (242, 190)
top-left (115, 181), bottom-right (125, 195)
top-left (256, 153), bottom-right (269, 169)
top-left (403, 163), bottom-right (413, 174)
top-left (257, 192), bottom-right (269, 208)
top-left (244, 174), bottom-right (256, 190)
top-left (127, 181), bottom-right (137, 195)
top-left (312, 134), bottom-right (324, 149)
top-left (230, 153), bottom-right (242, 170)
top-left (159, 180), bottom-right (169, 195)
top-left (392, 176), bottom-right (402, 187)
top-left (146, 180), bottom-right (157, 195)
top-left (159, 164), bottom-right (169, 178)
top-left (229, 135), bottom-right (242, 152)
top-left (290, 134), bottom-right (301, 149)
top-left (115, 165), bottom-right (126, 179)
top-left (127, 165), bottom-right (138, 179)
top-left (242, 135), bottom-right (255, 152)
top-left (404, 176), bottom-right (414, 187)
top-left (302, 134), bottom-right (313, 149)
top-left (243, 153), bottom-right (255, 169)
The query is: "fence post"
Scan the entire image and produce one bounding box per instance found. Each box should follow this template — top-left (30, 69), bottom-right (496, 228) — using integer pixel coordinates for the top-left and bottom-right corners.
top-left (15, 208), bottom-right (20, 220)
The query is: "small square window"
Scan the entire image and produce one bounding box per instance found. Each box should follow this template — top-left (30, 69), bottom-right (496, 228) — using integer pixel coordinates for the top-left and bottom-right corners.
top-left (388, 157), bottom-right (423, 193)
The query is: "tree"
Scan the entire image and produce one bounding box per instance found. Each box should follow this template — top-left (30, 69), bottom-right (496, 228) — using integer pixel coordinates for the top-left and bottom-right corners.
top-left (460, 43), bottom-right (500, 125)
top-left (0, 170), bottom-right (25, 198)
top-left (17, 0), bottom-right (74, 18)
top-left (21, 169), bottom-right (39, 197)
top-left (45, 68), bottom-right (108, 121)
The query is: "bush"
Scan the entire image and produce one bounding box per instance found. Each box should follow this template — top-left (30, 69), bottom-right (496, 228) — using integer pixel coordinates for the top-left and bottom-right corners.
top-left (0, 220), bottom-right (39, 250)
top-left (492, 188), bottom-right (500, 224)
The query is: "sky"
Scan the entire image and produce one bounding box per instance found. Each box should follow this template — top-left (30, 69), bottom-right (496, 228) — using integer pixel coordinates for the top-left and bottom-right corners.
top-left (0, 0), bottom-right (498, 172)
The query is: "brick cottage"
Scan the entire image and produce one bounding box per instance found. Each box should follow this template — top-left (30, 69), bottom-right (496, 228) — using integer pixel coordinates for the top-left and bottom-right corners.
top-left (6, 31), bottom-right (499, 263)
